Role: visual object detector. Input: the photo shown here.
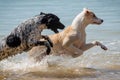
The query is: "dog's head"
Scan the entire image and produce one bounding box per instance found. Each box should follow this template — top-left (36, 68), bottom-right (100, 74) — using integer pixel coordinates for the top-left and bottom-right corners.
top-left (6, 34), bottom-right (21, 48)
top-left (40, 12), bottom-right (65, 33)
top-left (83, 8), bottom-right (103, 25)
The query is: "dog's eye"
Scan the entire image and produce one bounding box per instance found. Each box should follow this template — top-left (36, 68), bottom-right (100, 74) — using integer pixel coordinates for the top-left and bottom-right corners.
top-left (56, 18), bottom-right (60, 21)
top-left (93, 14), bottom-right (96, 17)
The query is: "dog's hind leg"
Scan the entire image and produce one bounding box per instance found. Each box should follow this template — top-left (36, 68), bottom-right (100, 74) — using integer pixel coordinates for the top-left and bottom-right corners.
top-left (6, 34), bottom-right (21, 48)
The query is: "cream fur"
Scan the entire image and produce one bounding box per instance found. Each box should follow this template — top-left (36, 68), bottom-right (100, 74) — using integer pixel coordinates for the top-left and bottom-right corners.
top-left (29, 8), bottom-right (108, 61)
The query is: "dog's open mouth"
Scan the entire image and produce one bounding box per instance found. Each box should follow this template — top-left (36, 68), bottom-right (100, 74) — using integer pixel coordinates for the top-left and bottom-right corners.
top-left (53, 29), bottom-right (59, 33)
top-left (52, 22), bottom-right (65, 33)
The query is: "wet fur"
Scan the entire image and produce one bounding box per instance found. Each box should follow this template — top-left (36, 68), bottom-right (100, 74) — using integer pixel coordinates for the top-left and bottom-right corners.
top-left (0, 12), bottom-right (65, 61)
top-left (29, 8), bottom-right (108, 61)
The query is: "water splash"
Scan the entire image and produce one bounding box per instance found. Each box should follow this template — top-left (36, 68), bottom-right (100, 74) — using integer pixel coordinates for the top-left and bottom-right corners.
top-left (0, 40), bottom-right (120, 80)
top-left (0, 40), bottom-right (120, 71)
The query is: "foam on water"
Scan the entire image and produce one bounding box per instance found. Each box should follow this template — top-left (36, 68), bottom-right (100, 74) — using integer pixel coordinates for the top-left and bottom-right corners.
top-left (0, 40), bottom-right (119, 72)
top-left (0, 40), bottom-right (120, 80)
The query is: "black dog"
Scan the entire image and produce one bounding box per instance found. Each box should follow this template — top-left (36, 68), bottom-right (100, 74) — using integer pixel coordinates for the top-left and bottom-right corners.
top-left (0, 12), bottom-right (65, 60)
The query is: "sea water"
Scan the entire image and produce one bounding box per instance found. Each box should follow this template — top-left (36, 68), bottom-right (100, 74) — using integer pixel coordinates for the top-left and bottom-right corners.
top-left (0, 0), bottom-right (120, 80)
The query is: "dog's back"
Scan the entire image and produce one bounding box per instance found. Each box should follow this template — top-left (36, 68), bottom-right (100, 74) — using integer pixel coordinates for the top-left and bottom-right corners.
top-left (0, 15), bottom-right (44, 60)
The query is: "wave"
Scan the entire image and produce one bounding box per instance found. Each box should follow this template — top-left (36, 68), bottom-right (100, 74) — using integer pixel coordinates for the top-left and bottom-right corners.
top-left (0, 40), bottom-right (120, 73)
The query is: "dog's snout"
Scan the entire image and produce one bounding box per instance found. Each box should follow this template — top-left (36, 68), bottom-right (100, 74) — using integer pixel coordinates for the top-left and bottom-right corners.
top-left (101, 19), bottom-right (104, 23)
top-left (58, 22), bottom-right (65, 29)
top-left (61, 23), bottom-right (65, 29)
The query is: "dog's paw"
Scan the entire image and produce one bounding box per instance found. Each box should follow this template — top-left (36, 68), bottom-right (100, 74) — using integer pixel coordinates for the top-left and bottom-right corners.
top-left (100, 44), bottom-right (108, 50)
top-left (92, 41), bottom-right (108, 50)
top-left (42, 35), bottom-right (53, 47)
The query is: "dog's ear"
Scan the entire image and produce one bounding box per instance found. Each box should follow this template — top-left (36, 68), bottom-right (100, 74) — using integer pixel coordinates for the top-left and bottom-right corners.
top-left (40, 12), bottom-right (49, 24)
top-left (41, 15), bottom-right (48, 24)
top-left (83, 8), bottom-right (90, 15)
top-left (48, 17), bottom-right (53, 23)
top-left (83, 8), bottom-right (88, 11)
top-left (41, 14), bottom-right (53, 24)
top-left (40, 12), bottom-right (46, 15)
top-left (83, 8), bottom-right (89, 13)
top-left (86, 10), bottom-right (90, 14)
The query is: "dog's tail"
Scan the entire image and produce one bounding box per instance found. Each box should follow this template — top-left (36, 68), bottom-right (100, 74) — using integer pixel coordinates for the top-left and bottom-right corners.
top-left (6, 34), bottom-right (21, 48)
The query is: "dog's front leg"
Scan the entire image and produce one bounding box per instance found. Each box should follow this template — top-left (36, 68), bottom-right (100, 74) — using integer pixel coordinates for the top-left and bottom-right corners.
top-left (94, 41), bottom-right (108, 50)
top-left (80, 41), bottom-right (108, 51)
top-left (34, 41), bottom-right (51, 55)
top-left (41, 35), bottom-right (53, 47)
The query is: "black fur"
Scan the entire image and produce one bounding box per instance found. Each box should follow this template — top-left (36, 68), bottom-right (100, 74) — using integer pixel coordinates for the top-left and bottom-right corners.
top-left (34, 41), bottom-right (51, 55)
top-left (42, 35), bottom-right (53, 47)
top-left (6, 35), bottom-right (21, 47)
top-left (0, 12), bottom-right (65, 60)
top-left (40, 12), bottom-right (65, 33)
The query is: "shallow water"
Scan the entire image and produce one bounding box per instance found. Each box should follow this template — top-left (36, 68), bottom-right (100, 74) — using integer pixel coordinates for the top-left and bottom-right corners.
top-left (0, 41), bottom-right (120, 80)
top-left (0, 0), bottom-right (120, 80)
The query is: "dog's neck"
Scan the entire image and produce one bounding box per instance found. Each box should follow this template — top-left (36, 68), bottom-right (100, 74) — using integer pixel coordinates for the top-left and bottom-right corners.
top-left (35, 15), bottom-right (48, 30)
top-left (71, 12), bottom-right (89, 32)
